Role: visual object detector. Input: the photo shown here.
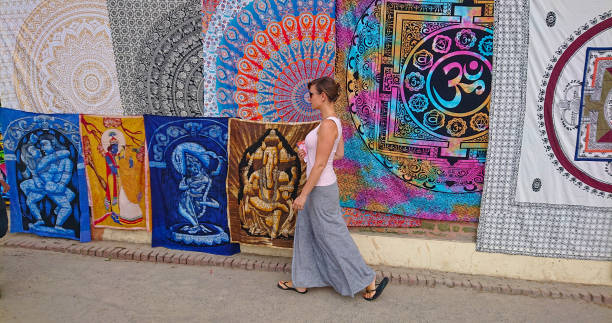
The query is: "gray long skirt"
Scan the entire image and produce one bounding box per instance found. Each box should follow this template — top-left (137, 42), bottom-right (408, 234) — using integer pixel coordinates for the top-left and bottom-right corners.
top-left (291, 183), bottom-right (376, 297)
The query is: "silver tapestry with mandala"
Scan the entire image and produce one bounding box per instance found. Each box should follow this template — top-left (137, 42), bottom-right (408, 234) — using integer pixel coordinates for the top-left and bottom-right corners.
top-left (107, 0), bottom-right (205, 116)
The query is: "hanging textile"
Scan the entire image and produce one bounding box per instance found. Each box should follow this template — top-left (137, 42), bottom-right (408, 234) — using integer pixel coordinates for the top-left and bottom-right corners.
top-left (226, 118), bottom-right (317, 248)
top-left (210, 0), bottom-right (336, 121)
top-left (0, 108), bottom-right (91, 242)
top-left (108, 0), bottom-right (203, 116)
top-left (145, 115), bottom-right (239, 255)
top-left (334, 0), bottom-right (494, 221)
top-left (80, 115), bottom-right (151, 231)
top-left (477, 0), bottom-right (611, 260)
top-left (0, 0), bottom-right (123, 114)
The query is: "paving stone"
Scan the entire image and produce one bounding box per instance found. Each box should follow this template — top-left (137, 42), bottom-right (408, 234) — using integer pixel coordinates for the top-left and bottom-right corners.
top-left (508, 286), bottom-right (522, 295)
top-left (407, 274), bottom-right (417, 286)
top-left (185, 255), bottom-right (196, 265)
top-left (470, 281), bottom-right (482, 291)
top-left (390, 272), bottom-right (401, 284)
top-left (443, 279), bottom-right (455, 288)
top-left (110, 248), bottom-right (123, 259)
top-left (426, 278), bottom-right (436, 287)
top-left (95, 248), bottom-right (104, 257)
top-left (140, 250), bottom-right (153, 261)
top-left (260, 262), bottom-right (272, 271)
top-left (282, 263), bottom-right (291, 273)
top-left (132, 250), bottom-right (143, 261)
top-left (66, 245), bottom-right (81, 254)
top-left (214, 256), bottom-right (225, 266)
top-left (179, 254), bottom-right (189, 265)
top-left (118, 249), bottom-right (130, 260)
top-left (223, 258), bottom-right (235, 268)
top-left (591, 293), bottom-right (604, 304)
top-left (197, 255), bottom-right (212, 266)
top-left (250, 260), bottom-right (259, 270)
top-left (155, 251), bottom-right (166, 263)
top-left (501, 285), bottom-right (511, 294)
top-left (245, 260), bottom-right (254, 271)
top-left (578, 292), bottom-right (592, 302)
top-left (415, 274), bottom-right (425, 286)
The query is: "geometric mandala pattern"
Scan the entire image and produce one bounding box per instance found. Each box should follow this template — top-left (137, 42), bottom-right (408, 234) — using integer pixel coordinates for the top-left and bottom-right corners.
top-left (108, 0), bottom-right (204, 116)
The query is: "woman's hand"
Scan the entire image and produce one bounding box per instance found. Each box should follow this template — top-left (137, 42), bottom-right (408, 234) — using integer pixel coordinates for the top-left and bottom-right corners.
top-left (292, 194), bottom-right (307, 211)
top-left (297, 149), bottom-right (306, 160)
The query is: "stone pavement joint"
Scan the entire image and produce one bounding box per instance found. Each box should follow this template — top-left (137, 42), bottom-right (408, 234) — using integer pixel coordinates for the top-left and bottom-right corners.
top-left (2, 234), bottom-right (611, 307)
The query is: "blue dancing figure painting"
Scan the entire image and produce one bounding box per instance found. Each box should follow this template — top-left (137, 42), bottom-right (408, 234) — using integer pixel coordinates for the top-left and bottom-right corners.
top-left (145, 115), bottom-right (239, 255)
top-left (0, 108), bottom-right (90, 242)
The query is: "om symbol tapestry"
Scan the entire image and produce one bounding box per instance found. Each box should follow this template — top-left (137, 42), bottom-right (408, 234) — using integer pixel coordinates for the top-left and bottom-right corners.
top-left (334, 0), bottom-right (493, 221)
top-left (226, 119), bottom-right (317, 248)
top-left (80, 116), bottom-right (151, 231)
top-left (0, 108), bottom-right (90, 242)
top-left (212, 0), bottom-right (336, 121)
top-left (145, 115), bottom-right (239, 255)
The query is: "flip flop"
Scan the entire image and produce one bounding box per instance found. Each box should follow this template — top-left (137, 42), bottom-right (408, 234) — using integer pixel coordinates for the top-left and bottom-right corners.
top-left (277, 281), bottom-right (308, 294)
top-left (363, 277), bottom-right (389, 301)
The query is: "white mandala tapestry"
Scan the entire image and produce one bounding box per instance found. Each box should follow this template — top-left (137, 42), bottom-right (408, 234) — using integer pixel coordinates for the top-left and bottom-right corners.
top-left (477, 0), bottom-right (612, 260)
top-left (0, 0), bottom-right (123, 114)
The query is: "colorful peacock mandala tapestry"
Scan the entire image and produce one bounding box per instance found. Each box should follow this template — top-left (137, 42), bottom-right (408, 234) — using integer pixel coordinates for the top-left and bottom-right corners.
top-left (0, 108), bottom-right (91, 242)
top-left (145, 115), bottom-right (239, 255)
top-left (0, 0), bottom-right (123, 114)
top-left (212, 0), bottom-right (336, 121)
top-left (227, 119), bottom-right (318, 248)
top-left (80, 116), bottom-right (151, 231)
top-left (334, 0), bottom-right (494, 221)
top-left (477, 0), bottom-right (611, 260)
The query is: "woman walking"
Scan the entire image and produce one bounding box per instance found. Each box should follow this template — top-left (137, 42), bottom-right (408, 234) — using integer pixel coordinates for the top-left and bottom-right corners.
top-left (277, 77), bottom-right (388, 300)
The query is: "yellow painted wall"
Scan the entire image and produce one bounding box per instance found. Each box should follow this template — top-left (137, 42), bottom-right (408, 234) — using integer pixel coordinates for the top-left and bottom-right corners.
top-left (242, 233), bottom-right (612, 286)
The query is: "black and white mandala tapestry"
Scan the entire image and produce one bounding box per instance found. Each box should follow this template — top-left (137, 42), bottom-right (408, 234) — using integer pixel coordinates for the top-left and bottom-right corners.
top-left (476, 0), bottom-right (612, 260)
top-left (108, 0), bottom-right (204, 116)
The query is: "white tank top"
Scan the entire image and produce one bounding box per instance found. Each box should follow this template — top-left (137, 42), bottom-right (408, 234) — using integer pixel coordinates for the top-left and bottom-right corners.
top-left (304, 116), bottom-right (342, 186)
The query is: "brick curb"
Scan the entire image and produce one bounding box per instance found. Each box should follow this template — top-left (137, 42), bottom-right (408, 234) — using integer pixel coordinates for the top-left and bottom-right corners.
top-left (1, 235), bottom-right (610, 306)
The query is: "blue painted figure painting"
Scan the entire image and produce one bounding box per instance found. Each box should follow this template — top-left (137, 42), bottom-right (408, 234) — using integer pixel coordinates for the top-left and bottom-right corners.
top-left (0, 108), bottom-right (90, 242)
top-left (144, 115), bottom-right (239, 255)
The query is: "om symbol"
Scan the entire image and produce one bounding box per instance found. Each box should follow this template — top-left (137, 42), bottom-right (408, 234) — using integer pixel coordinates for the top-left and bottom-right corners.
top-left (400, 25), bottom-right (492, 140)
top-left (426, 51), bottom-right (492, 117)
top-left (432, 59), bottom-right (486, 112)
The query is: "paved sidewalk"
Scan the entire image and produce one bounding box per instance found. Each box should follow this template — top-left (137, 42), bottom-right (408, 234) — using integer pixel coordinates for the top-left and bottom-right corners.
top-left (1, 233), bottom-right (611, 307)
